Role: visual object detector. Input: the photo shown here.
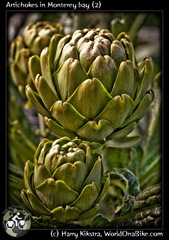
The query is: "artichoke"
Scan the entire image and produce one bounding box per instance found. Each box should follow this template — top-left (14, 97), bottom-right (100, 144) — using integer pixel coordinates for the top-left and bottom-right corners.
top-left (21, 136), bottom-right (110, 224)
top-left (26, 28), bottom-right (154, 142)
top-left (9, 21), bottom-right (63, 98)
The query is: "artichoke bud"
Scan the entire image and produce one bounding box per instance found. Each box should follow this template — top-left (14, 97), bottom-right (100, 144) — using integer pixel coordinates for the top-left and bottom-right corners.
top-left (10, 37), bottom-right (32, 86)
top-left (9, 21), bottom-right (64, 100)
top-left (23, 21), bottom-right (63, 55)
top-left (27, 27), bottom-right (154, 142)
top-left (21, 137), bottom-right (110, 224)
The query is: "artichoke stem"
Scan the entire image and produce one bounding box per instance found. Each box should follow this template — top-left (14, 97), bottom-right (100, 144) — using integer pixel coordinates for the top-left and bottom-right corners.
top-left (38, 114), bottom-right (46, 139)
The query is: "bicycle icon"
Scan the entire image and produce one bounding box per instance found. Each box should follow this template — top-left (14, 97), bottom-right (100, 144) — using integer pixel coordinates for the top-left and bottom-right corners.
top-left (6, 212), bottom-right (27, 230)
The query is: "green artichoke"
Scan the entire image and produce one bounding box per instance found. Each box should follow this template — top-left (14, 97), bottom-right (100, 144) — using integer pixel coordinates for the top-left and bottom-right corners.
top-left (26, 28), bottom-right (154, 142)
top-left (9, 21), bottom-right (63, 98)
top-left (21, 136), bottom-right (110, 224)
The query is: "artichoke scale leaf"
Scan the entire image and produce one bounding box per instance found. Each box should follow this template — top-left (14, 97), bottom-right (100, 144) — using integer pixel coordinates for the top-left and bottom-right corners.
top-left (122, 90), bottom-right (154, 127)
top-left (24, 160), bottom-right (35, 192)
top-left (77, 119), bottom-right (114, 142)
top-left (96, 174), bottom-right (110, 203)
top-left (44, 149), bottom-right (67, 175)
top-left (36, 179), bottom-right (79, 210)
top-left (79, 41), bottom-right (101, 72)
top-left (10, 63), bottom-right (26, 86)
top-left (53, 35), bottom-right (71, 68)
top-left (75, 204), bottom-right (100, 221)
top-left (85, 146), bottom-right (98, 171)
top-left (135, 57), bottom-right (154, 105)
top-left (67, 78), bottom-right (112, 120)
top-left (35, 74), bottom-right (59, 109)
top-left (52, 58), bottom-right (88, 101)
top-left (52, 161), bottom-right (88, 192)
top-left (51, 205), bottom-right (81, 223)
top-left (28, 55), bottom-right (41, 82)
top-left (110, 40), bottom-right (127, 65)
top-left (26, 85), bottom-right (51, 118)
top-left (21, 189), bottom-right (37, 214)
top-left (50, 101), bottom-right (88, 132)
top-left (17, 48), bottom-right (32, 74)
top-left (71, 182), bottom-right (100, 212)
top-left (83, 158), bottom-right (102, 187)
top-left (48, 34), bottom-right (64, 72)
top-left (40, 47), bottom-right (56, 94)
top-left (34, 164), bottom-right (51, 188)
top-left (108, 122), bottom-right (137, 139)
top-left (96, 94), bottom-right (135, 128)
top-left (88, 55), bottom-right (118, 93)
top-left (104, 135), bottom-right (142, 148)
top-left (34, 140), bottom-right (53, 163)
top-left (110, 60), bottom-right (136, 99)
top-left (58, 43), bottom-right (79, 68)
top-left (21, 189), bottom-right (51, 215)
top-left (120, 37), bottom-right (138, 70)
top-left (45, 118), bottom-right (77, 139)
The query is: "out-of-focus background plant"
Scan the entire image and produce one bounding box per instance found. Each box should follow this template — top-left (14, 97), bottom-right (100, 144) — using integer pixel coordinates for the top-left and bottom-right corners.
top-left (7, 11), bottom-right (162, 228)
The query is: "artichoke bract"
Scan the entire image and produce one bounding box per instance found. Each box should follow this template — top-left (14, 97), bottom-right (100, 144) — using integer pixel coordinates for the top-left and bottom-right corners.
top-left (26, 28), bottom-right (154, 142)
top-left (10, 21), bottom-right (63, 98)
top-left (21, 137), bottom-right (110, 224)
